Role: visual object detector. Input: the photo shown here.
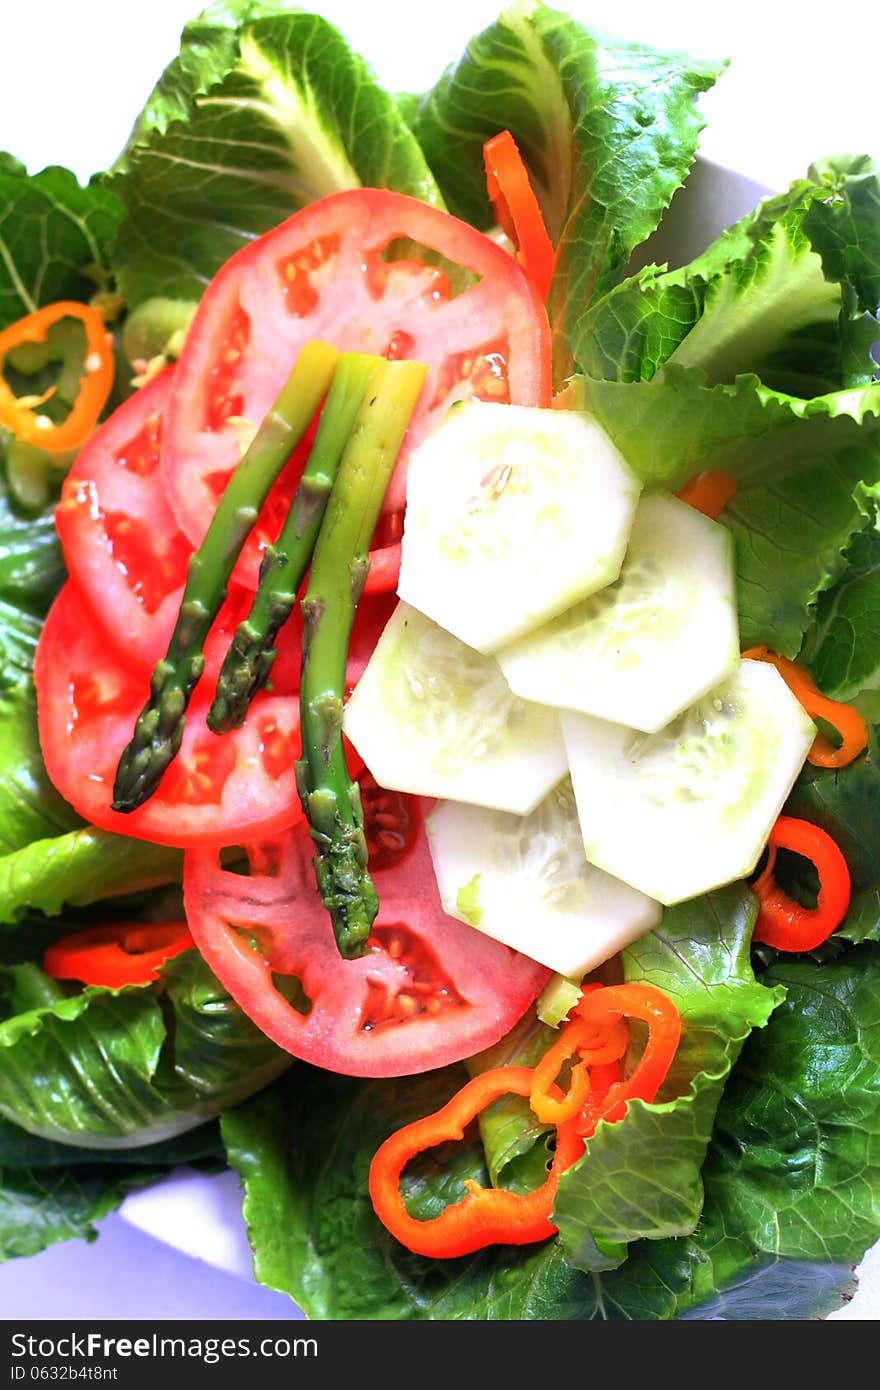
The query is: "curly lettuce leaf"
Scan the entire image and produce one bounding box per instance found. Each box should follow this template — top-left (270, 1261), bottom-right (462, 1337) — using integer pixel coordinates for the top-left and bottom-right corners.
top-left (0, 950), bottom-right (289, 1149)
top-left (107, 3), bottom-right (443, 308)
top-left (407, 0), bottom-right (724, 381)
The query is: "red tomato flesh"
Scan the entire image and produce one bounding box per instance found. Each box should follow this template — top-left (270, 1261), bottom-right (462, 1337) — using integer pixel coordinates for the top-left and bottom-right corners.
top-left (183, 809), bottom-right (549, 1077)
top-left (34, 582), bottom-right (308, 849)
top-left (162, 188), bottom-right (551, 585)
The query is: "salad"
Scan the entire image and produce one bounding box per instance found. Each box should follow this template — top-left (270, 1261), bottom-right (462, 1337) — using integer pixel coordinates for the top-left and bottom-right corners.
top-left (1, 0), bottom-right (879, 1323)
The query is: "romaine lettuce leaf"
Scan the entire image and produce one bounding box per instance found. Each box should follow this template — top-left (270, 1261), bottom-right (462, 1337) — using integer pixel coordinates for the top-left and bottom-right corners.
top-left (0, 158), bottom-right (121, 331)
top-left (107, 3), bottom-right (443, 308)
top-left (220, 938), bottom-right (880, 1320)
top-left (552, 887), bottom-right (781, 1270)
top-left (0, 1111), bottom-right (221, 1262)
top-left (407, 1), bottom-right (725, 381)
top-left (0, 826), bottom-right (182, 927)
top-left (807, 528), bottom-right (880, 703)
top-left (0, 950), bottom-right (289, 1149)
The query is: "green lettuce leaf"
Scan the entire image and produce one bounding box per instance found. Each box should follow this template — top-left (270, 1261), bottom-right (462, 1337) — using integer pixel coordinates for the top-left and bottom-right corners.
top-left (221, 934), bottom-right (880, 1320)
top-left (0, 681), bottom-right (81, 858)
top-left (0, 950), bottom-right (289, 1149)
top-left (0, 158), bottom-right (121, 330)
top-left (807, 528), bottom-right (880, 703)
top-left (0, 826), bottom-right (182, 927)
top-left (107, 2), bottom-right (443, 308)
top-left (551, 887), bottom-right (780, 1269)
top-left (580, 155), bottom-right (880, 393)
top-left (408, 1), bottom-right (724, 381)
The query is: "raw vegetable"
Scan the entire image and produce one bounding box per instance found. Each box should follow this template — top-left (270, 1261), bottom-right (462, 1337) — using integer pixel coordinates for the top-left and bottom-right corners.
top-left (751, 814), bottom-right (851, 951)
top-left (182, 814), bottom-right (550, 1077)
top-left (425, 778), bottom-right (660, 977)
top-left (496, 491), bottom-right (740, 730)
top-left (207, 352), bottom-right (383, 734)
top-left (482, 130), bottom-right (557, 301)
top-left (742, 645), bottom-right (869, 768)
top-left (111, 340), bottom-right (340, 813)
top-left (343, 601), bottom-right (567, 814)
top-left (0, 302), bottom-right (114, 454)
top-left (368, 1065), bottom-right (584, 1257)
top-left (43, 921), bottom-right (195, 988)
top-left (397, 401), bottom-right (640, 652)
top-left (158, 187), bottom-right (552, 562)
top-left (563, 660), bottom-right (817, 904)
top-left (3, 0), bottom-right (879, 1325)
top-left (295, 357), bottom-right (428, 958)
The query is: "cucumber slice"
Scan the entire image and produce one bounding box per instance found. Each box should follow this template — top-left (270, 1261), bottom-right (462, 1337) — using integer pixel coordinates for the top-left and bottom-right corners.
top-left (562, 659), bottom-right (816, 905)
top-left (425, 779), bottom-right (661, 978)
top-left (496, 492), bottom-right (740, 733)
top-left (343, 602), bottom-right (567, 814)
top-left (397, 401), bottom-right (640, 653)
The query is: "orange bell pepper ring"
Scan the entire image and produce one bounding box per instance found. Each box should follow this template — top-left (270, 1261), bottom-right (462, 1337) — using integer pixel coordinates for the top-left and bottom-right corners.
top-left (0, 300), bottom-right (114, 453)
top-left (751, 815), bottom-right (851, 952)
top-left (368, 1065), bottom-right (584, 1258)
top-left (742, 646), bottom-right (868, 769)
top-left (572, 983), bottom-right (682, 1136)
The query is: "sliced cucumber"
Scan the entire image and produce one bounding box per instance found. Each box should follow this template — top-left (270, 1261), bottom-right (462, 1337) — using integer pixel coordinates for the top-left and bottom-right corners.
top-left (496, 491), bottom-right (740, 733)
top-left (397, 401), bottom-right (641, 653)
top-left (425, 778), bottom-right (661, 978)
top-left (562, 658), bottom-right (816, 905)
top-left (342, 602), bottom-right (567, 814)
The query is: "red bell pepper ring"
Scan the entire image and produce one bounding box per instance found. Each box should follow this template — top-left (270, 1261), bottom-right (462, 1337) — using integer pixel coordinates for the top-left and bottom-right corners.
top-left (572, 983), bottom-right (682, 1136)
top-left (368, 1065), bottom-right (584, 1258)
top-left (43, 921), bottom-right (195, 988)
top-left (751, 815), bottom-right (851, 952)
top-left (0, 301), bottom-right (114, 453)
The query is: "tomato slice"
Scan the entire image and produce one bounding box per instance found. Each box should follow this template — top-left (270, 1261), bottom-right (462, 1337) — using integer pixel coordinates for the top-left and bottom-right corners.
top-left (183, 815), bottom-right (550, 1078)
top-left (33, 582), bottom-right (308, 849)
top-left (53, 368), bottom-right (301, 688)
top-left (162, 188), bottom-right (551, 585)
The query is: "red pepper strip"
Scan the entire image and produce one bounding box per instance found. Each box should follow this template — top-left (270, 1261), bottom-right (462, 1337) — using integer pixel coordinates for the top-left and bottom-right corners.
top-left (0, 301), bottom-right (114, 453)
top-left (742, 646), bottom-right (868, 769)
top-left (751, 814), bottom-right (851, 952)
top-left (676, 470), bottom-right (738, 519)
top-left (573, 983), bottom-right (682, 1136)
top-left (368, 1065), bottom-right (584, 1258)
top-left (483, 131), bottom-right (556, 301)
top-left (43, 921), bottom-right (195, 988)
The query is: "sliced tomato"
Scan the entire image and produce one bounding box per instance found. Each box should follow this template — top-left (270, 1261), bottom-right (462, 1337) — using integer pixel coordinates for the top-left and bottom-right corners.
top-left (54, 368), bottom-right (301, 688)
top-left (33, 582), bottom-right (307, 849)
top-left (183, 815), bottom-right (550, 1078)
top-left (162, 188), bottom-right (551, 585)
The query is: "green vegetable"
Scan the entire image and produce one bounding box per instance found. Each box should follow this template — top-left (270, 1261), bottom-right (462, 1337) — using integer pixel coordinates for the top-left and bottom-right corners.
top-left (295, 357), bottom-right (427, 959)
top-left (207, 352), bottom-right (382, 734)
top-left (0, 950), bottom-right (289, 1150)
top-left (111, 339), bottom-right (340, 813)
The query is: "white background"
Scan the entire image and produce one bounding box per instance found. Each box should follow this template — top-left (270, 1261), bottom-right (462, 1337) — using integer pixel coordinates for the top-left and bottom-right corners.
top-left (0, 0), bottom-right (878, 1321)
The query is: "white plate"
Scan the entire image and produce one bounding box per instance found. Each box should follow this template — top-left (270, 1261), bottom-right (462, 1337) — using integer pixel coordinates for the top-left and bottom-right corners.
top-left (2, 0), bottom-right (879, 1322)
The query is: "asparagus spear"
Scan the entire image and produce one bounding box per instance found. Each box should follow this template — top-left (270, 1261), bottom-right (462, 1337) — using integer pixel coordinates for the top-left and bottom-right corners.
top-left (111, 339), bottom-right (340, 814)
top-left (296, 357), bottom-right (427, 959)
top-left (207, 352), bottom-right (382, 735)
